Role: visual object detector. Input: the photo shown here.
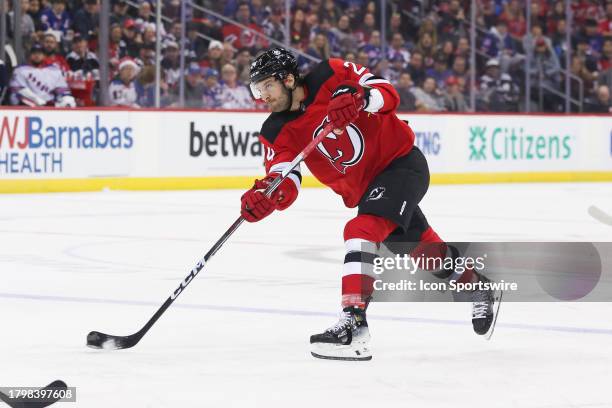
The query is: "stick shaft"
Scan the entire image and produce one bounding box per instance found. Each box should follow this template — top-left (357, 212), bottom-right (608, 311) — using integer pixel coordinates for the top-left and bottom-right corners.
top-left (131, 122), bottom-right (335, 343)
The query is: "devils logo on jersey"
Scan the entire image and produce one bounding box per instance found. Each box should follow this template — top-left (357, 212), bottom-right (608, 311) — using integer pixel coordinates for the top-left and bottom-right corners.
top-left (313, 117), bottom-right (365, 174)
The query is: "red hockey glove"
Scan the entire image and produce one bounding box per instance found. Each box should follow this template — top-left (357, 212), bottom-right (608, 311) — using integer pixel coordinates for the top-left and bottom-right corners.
top-left (327, 80), bottom-right (366, 130)
top-left (240, 175), bottom-right (299, 222)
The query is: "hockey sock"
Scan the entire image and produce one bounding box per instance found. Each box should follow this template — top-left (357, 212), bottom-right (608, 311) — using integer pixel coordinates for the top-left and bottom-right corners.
top-left (342, 215), bottom-right (397, 309)
top-left (412, 227), bottom-right (475, 283)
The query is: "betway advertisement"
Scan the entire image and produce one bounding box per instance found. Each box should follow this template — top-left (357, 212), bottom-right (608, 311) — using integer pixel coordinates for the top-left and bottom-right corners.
top-left (158, 111), bottom-right (265, 176)
top-left (0, 110), bottom-right (137, 179)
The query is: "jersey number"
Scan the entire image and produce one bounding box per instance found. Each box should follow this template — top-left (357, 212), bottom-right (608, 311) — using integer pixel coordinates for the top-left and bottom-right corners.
top-left (343, 61), bottom-right (366, 76)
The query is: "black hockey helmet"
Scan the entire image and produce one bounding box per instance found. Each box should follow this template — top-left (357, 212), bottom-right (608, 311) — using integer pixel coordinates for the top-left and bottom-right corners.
top-left (249, 47), bottom-right (299, 99)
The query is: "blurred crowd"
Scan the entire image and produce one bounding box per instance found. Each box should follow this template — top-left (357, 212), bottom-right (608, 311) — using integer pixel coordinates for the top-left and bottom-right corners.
top-left (0, 0), bottom-right (611, 112)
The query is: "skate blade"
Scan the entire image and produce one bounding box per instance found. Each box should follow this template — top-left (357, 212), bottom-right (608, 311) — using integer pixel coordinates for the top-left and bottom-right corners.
top-left (485, 289), bottom-right (503, 340)
top-left (310, 342), bottom-right (372, 361)
top-left (311, 351), bottom-right (372, 361)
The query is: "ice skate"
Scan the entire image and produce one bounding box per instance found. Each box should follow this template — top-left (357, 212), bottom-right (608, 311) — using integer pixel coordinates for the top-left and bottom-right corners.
top-left (310, 307), bottom-right (372, 361)
top-left (471, 272), bottom-right (503, 339)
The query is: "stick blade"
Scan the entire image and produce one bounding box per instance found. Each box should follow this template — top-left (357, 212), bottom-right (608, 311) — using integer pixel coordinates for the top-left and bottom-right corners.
top-left (86, 331), bottom-right (136, 350)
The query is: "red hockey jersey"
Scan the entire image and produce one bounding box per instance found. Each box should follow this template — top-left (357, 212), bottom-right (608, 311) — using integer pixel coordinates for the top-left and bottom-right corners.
top-left (259, 58), bottom-right (415, 208)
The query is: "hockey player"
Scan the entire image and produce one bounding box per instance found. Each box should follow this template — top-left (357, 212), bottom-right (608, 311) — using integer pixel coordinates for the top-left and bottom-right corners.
top-left (9, 43), bottom-right (76, 107)
top-left (241, 48), bottom-right (500, 361)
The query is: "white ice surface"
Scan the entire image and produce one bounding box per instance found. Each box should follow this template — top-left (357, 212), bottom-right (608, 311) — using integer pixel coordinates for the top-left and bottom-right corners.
top-left (1, 183), bottom-right (612, 408)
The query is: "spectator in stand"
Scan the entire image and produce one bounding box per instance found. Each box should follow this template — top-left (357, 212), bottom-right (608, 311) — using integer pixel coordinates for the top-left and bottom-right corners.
top-left (570, 55), bottom-right (597, 99)
top-left (412, 76), bottom-right (445, 111)
top-left (138, 1), bottom-right (155, 24)
top-left (202, 40), bottom-right (223, 72)
top-left (223, 1), bottom-right (266, 50)
top-left (108, 22), bottom-right (127, 72)
top-left (600, 0), bottom-right (612, 36)
top-left (407, 51), bottom-right (426, 86)
top-left (161, 41), bottom-right (181, 91)
top-left (300, 33), bottom-right (330, 71)
top-left (310, 17), bottom-right (339, 57)
top-left (418, 17), bottom-right (437, 46)
top-left (600, 38), bottom-right (612, 71)
top-left (415, 32), bottom-right (436, 69)
top-left (580, 19), bottom-right (604, 56)
top-left (10, 43), bottom-right (75, 107)
top-left (356, 50), bottom-right (370, 68)
top-left (178, 63), bottom-right (205, 108)
top-left (41, 0), bottom-right (71, 35)
top-left (426, 52), bottom-right (452, 89)
top-left (235, 48), bottom-right (252, 84)
top-left (28, 0), bottom-right (45, 32)
top-left (360, 30), bottom-right (382, 66)
top-left (551, 18), bottom-right (569, 60)
top-left (387, 13), bottom-right (405, 44)
top-left (330, 15), bottom-right (358, 56)
top-left (354, 12), bottom-right (376, 48)
top-left (528, 1), bottom-right (548, 32)
top-left (396, 71), bottom-right (417, 111)
top-left (522, 24), bottom-right (549, 57)
top-left (250, 0), bottom-right (268, 26)
top-left (478, 0), bottom-right (498, 30)
top-left (499, 0), bottom-right (526, 39)
top-left (66, 33), bottom-right (99, 79)
top-left (290, 8), bottom-right (310, 50)
top-left (480, 58), bottom-right (502, 92)
top-left (547, 0), bottom-right (566, 35)
top-left (450, 55), bottom-right (468, 83)
top-left (185, 21), bottom-right (209, 61)
top-left (487, 73), bottom-right (520, 112)
top-left (262, 6), bottom-right (286, 45)
top-left (141, 23), bottom-right (158, 49)
top-left (387, 54), bottom-right (406, 85)
top-left (109, 57), bottom-right (140, 107)
top-left (387, 33), bottom-right (410, 66)
top-left (202, 68), bottom-right (222, 108)
top-left (529, 38), bottom-right (562, 110)
top-left (73, 0), bottom-right (99, 37)
top-left (321, 0), bottom-right (342, 25)
top-left (42, 31), bottom-right (70, 72)
top-left (137, 43), bottom-right (156, 67)
top-left (440, 40), bottom-right (455, 66)
top-left (110, 0), bottom-right (129, 26)
top-left (221, 42), bottom-right (237, 68)
top-left (442, 76), bottom-right (467, 112)
top-left (218, 63), bottom-right (253, 109)
top-left (122, 19), bottom-right (141, 58)
top-left (135, 65), bottom-right (155, 107)
top-left (584, 84), bottom-right (612, 112)
top-left (455, 36), bottom-right (470, 59)
top-left (8, 0), bottom-right (36, 52)
top-left (437, 0), bottom-right (466, 42)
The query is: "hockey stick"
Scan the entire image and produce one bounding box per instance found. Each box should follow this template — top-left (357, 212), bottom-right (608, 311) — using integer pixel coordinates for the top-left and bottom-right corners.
top-left (0, 380), bottom-right (68, 408)
top-left (86, 122), bottom-right (337, 350)
top-left (588, 205), bottom-right (612, 226)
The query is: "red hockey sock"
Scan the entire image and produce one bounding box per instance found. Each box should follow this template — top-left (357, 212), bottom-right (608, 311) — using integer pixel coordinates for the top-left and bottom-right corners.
top-left (341, 214), bottom-right (397, 309)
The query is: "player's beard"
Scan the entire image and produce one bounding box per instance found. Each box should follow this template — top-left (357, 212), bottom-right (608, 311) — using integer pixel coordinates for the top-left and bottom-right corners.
top-left (269, 85), bottom-right (292, 113)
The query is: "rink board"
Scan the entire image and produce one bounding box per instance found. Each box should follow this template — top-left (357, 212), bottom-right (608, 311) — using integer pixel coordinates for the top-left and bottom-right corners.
top-left (0, 108), bottom-right (610, 193)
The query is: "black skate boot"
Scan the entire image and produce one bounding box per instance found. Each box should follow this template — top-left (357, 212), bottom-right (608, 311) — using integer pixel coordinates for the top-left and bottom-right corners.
top-left (471, 272), bottom-right (503, 339)
top-left (310, 307), bottom-right (372, 361)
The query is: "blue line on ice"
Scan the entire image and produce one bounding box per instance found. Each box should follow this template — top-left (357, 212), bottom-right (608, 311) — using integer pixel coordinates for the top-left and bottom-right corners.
top-left (1, 292), bottom-right (611, 336)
